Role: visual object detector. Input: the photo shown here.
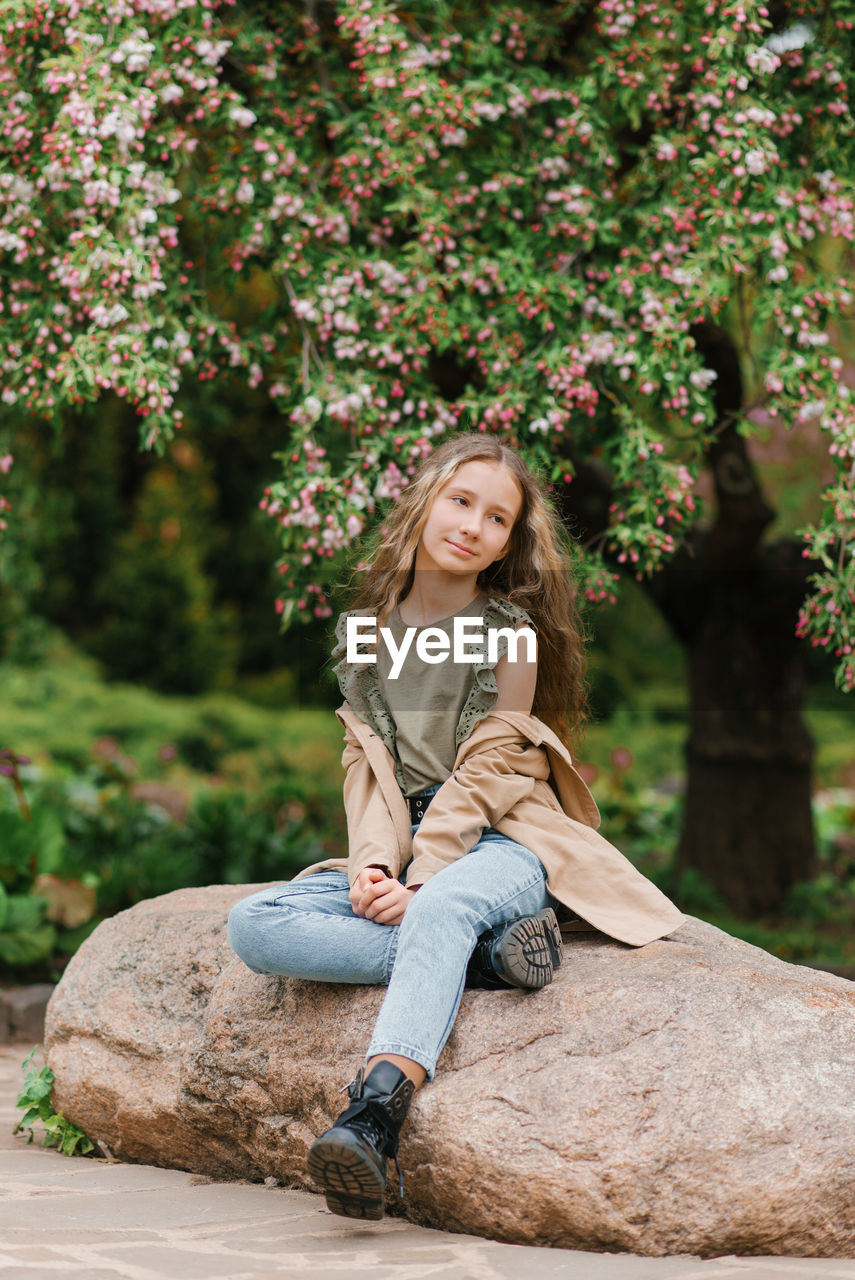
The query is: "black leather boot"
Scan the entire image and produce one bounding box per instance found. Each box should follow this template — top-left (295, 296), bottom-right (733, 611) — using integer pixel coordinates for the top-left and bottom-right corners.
top-left (307, 1060), bottom-right (415, 1220)
top-left (466, 907), bottom-right (563, 990)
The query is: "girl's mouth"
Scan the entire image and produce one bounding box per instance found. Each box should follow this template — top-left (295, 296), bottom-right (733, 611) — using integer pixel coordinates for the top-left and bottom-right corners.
top-left (447, 541), bottom-right (476, 556)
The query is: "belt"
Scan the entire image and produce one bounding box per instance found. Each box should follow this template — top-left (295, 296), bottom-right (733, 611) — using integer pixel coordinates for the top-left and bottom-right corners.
top-left (408, 793), bottom-right (434, 825)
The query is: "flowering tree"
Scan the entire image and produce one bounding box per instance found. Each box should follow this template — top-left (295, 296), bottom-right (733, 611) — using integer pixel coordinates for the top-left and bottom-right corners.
top-left (2, 0), bottom-right (854, 908)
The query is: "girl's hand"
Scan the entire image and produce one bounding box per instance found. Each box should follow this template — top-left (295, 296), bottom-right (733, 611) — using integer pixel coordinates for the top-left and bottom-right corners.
top-left (351, 868), bottom-right (416, 925)
top-left (364, 878), bottom-right (417, 925)
top-left (350, 867), bottom-right (388, 915)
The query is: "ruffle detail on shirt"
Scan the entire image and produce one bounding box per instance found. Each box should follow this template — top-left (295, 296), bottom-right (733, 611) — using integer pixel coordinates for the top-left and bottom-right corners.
top-left (453, 598), bottom-right (535, 747)
top-left (332, 610), bottom-right (399, 765)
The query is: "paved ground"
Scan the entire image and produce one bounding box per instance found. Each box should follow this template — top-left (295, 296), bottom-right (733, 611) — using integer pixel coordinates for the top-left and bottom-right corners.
top-left (0, 1047), bottom-right (853, 1280)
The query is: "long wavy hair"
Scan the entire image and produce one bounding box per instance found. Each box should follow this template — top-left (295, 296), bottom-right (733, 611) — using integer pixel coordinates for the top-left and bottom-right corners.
top-left (344, 434), bottom-right (588, 746)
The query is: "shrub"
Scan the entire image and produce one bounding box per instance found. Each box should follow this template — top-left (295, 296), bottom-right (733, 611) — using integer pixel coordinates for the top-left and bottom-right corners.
top-left (0, 751), bottom-right (336, 979)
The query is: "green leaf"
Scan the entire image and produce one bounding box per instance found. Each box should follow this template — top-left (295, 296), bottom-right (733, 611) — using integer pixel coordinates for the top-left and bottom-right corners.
top-left (0, 922), bottom-right (56, 966)
top-left (15, 1052), bottom-right (90, 1153)
top-left (18, 1074), bottom-right (52, 1104)
top-left (0, 812), bottom-right (33, 873)
top-left (59, 1124), bottom-right (94, 1157)
top-left (3, 894), bottom-right (47, 933)
top-left (29, 807), bottom-right (68, 875)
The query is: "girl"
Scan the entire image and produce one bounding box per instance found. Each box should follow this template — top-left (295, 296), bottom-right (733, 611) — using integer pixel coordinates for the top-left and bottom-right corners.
top-left (227, 434), bottom-right (684, 1221)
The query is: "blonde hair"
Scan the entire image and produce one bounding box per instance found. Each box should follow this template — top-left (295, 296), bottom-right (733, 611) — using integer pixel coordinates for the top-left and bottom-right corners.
top-left (345, 434), bottom-right (588, 746)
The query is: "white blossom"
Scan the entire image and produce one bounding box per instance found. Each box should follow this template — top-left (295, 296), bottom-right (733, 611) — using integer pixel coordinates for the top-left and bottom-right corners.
top-left (472, 101), bottom-right (505, 122)
top-left (99, 111), bottom-right (136, 148)
top-left (195, 39), bottom-right (231, 67)
top-left (292, 299), bottom-right (319, 322)
top-left (765, 22), bottom-right (815, 55)
top-left (229, 106), bottom-right (257, 129)
top-left (746, 46), bottom-right (781, 75)
top-left (690, 368), bottom-right (718, 391)
top-left (797, 400), bottom-right (826, 423)
top-left (796, 330), bottom-right (830, 348)
top-left (111, 30), bottom-right (154, 72)
top-left (89, 302), bottom-right (129, 328)
top-left (745, 149), bottom-right (767, 176)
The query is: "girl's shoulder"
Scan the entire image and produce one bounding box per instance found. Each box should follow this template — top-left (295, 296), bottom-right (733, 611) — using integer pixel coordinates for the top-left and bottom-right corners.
top-left (481, 596), bottom-right (535, 631)
top-left (332, 607), bottom-right (375, 658)
top-left (331, 607), bottom-right (375, 693)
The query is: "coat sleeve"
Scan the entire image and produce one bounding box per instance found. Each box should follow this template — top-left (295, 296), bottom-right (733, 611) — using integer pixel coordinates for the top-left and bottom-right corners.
top-left (405, 737), bottom-right (550, 888)
top-left (341, 721), bottom-right (409, 887)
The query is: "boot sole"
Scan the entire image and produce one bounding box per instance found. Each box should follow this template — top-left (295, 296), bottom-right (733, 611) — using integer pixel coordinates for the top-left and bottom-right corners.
top-left (307, 1129), bottom-right (387, 1220)
top-left (497, 907), bottom-right (563, 989)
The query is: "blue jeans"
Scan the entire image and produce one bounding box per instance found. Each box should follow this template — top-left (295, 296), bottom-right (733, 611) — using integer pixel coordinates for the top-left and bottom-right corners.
top-left (227, 791), bottom-right (551, 1078)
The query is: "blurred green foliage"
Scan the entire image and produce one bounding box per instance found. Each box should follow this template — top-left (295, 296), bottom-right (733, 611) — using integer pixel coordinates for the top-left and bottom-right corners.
top-left (591, 757), bottom-right (855, 980)
top-left (0, 387), bottom-right (334, 697)
top-left (0, 631), bottom-right (342, 784)
top-left (87, 461), bottom-right (236, 693)
top-left (0, 631), bottom-right (346, 979)
top-left (0, 749), bottom-right (344, 981)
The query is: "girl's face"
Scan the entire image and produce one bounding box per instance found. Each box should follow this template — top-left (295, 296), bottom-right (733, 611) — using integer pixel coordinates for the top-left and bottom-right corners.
top-left (416, 459), bottom-right (523, 576)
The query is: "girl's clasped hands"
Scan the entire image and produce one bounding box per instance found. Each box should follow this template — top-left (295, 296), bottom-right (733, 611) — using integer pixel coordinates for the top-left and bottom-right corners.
top-left (350, 866), bottom-right (417, 925)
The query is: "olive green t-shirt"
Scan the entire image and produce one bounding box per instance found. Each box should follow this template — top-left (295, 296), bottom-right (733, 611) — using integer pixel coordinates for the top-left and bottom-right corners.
top-left (332, 594), bottom-right (535, 795)
top-left (377, 594), bottom-right (487, 797)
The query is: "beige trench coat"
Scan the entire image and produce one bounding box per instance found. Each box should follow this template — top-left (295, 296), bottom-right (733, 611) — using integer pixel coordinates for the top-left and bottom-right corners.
top-left (295, 703), bottom-right (685, 948)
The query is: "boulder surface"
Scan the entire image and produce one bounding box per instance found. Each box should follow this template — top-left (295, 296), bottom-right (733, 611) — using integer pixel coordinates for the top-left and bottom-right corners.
top-left (45, 885), bottom-right (855, 1257)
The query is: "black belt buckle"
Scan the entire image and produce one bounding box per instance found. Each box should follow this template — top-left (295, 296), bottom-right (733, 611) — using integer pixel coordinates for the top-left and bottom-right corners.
top-left (408, 794), bottom-right (432, 825)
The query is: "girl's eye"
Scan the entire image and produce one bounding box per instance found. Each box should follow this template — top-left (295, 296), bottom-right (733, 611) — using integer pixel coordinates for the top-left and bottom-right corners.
top-left (491, 514), bottom-right (506, 525)
top-left (451, 495), bottom-right (467, 506)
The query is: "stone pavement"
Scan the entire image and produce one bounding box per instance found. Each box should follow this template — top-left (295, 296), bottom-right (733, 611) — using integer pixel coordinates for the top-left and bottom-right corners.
top-left (0, 1047), bottom-right (853, 1280)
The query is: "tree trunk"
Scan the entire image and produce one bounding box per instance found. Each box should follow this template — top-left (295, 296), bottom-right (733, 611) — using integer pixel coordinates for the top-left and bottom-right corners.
top-left (559, 321), bottom-right (818, 914)
top-left (674, 542), bottom-right (815, 914)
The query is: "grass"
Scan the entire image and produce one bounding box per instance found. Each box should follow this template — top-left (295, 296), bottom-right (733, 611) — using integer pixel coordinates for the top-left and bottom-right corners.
top-left (1, 631), bottom-right (344, 806)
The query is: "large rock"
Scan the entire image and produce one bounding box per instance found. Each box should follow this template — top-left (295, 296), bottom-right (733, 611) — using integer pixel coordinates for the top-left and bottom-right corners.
top-left (45, 885), bottom-right (855, 1257)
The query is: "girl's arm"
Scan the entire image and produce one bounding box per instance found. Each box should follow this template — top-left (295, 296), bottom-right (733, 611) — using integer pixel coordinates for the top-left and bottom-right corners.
top-left (340, 720), bottom-right (408, 886)
top-left (491, 622), bottom-right (537, 716)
